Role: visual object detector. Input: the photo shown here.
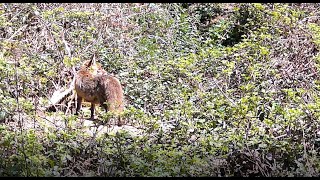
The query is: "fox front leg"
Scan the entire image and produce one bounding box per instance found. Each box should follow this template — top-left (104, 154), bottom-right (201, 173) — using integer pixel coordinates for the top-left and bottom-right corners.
top-left (75, 96), bottom-right (83, 115)
top-left (90, 103), bottom-right (95, 120)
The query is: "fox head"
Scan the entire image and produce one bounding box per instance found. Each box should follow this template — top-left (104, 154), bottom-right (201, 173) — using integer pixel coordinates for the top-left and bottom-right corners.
top-left (80, 54), bottom-right (102, 76)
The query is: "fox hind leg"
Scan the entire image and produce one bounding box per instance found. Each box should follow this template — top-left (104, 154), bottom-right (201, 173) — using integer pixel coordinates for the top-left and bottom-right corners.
top-left (100, 101), bottom-right (123, 126)
top-left (100, 101), bottom-right (109, 113)
top-left (117, 116), bottom-right (123, 127)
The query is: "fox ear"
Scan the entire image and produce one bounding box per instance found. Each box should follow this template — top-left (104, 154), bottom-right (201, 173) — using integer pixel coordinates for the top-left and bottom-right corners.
top-left (92, 54), bottom-right (96, 66)
top-left (87, 59), bottom-right (93, 67)
top-left (87, 54), bottom-right (96, 67)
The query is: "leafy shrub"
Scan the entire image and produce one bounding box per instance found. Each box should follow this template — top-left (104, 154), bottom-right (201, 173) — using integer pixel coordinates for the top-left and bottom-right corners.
top-left (1, 3), bottom-right (320, 177)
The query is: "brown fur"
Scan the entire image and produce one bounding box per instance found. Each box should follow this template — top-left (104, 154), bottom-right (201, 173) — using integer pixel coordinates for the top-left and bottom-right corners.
top-left (74, 59), bottom-right (124, 125)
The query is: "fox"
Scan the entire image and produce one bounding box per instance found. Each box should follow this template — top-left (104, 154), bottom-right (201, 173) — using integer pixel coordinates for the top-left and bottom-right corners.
top-left (74, 57), bottom-right (124, 126)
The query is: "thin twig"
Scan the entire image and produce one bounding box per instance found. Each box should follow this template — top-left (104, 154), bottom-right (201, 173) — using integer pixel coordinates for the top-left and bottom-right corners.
top-left (210, 77), bottom-right (237, 106)
top-left (8, 24), bottom-right (28, 41)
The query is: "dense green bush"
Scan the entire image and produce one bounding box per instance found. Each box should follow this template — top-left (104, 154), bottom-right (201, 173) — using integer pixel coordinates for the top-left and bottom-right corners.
top-left (1, 3), bottom-right (320, 177)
